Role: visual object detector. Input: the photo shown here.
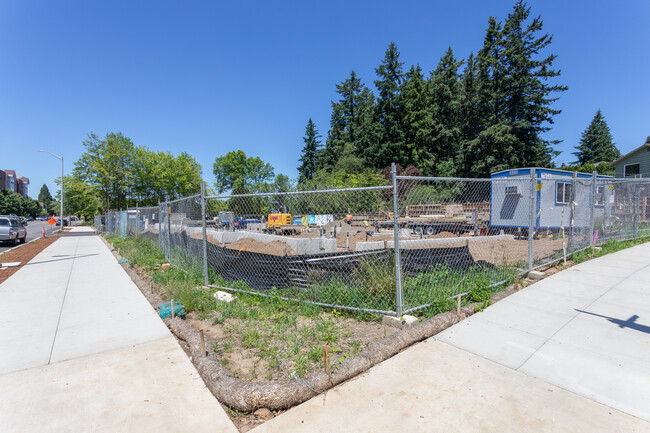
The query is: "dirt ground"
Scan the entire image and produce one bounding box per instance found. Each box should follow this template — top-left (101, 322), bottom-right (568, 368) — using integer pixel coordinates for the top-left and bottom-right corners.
top-left (0, 236), bottom-right (59, 284)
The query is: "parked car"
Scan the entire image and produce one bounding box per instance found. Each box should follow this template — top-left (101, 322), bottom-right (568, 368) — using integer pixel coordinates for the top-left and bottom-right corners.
top-left (55, 217), bottom-right (69, 227)
top-left (0, 215), bottom-right (27, 246)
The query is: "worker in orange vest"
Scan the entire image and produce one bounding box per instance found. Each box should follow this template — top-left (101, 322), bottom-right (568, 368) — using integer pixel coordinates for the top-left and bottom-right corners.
top-left (346, 209), bottom-right (352, 225)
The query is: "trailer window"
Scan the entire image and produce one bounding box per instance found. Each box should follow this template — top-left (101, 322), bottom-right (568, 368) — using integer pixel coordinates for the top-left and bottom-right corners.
top-left (556, 182), bottom-right (571, 205)
top-left (505, 186), bottom-right (519, 195)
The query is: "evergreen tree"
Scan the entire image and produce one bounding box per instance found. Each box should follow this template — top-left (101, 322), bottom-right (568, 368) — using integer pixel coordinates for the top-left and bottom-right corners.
top-left (466, 2), bottom-right (566, 176)
top-left (499, 0), bottom-right (567, 167)
top-left (38, 184), bottom-right (54, 211)
top-left (428, 47), bottom-right (463, 176)
top-left (457, 53), bottom-right (482, 177)
top-left (370, 42), bottom-right (405, 169)
top-left (319, 71), bottom-right (374, 173)
top-left (297, 118), bottom-right (322, 183)
top-left (400, 64), bottom-right (433, 172)
top-left (573, 110), bottom-right (620, 164)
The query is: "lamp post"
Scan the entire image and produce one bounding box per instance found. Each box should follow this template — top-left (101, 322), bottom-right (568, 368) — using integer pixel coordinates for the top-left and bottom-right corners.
top-left (38, 150), bottom-right (64, 233)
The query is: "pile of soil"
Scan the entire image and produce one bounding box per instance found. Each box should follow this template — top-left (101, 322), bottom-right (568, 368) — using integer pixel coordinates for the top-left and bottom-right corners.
top-left (225, 238), bottom-right (296, 256)
top-left (0, 236), bottom-right (59, 284)
top-left (336, 231), bottom-right (392, 249)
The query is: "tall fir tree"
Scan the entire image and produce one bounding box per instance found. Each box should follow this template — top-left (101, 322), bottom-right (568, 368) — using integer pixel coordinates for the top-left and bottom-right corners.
top-left (499, 0), bottom-right (567, 167)
top-left (369, 42), bottom-right (405, 169)
top-left (457, 52), bottom-right (482, 177)
top-left (400, 64), bottom-right (433, 172)
top-left (319, 71), bottom-right (374, 173)
top-left (297, 118), bottom-right (322, 183)
top-left (466, 2), bottom-right (566, 176)
top-left (428, 47), bottom-right (463, 176)
top-left (572, 110), bottom-right (620, 164)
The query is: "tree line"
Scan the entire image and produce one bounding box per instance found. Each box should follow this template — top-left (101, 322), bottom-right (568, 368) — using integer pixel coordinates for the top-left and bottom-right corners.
top-left (297, 1), bottom-right (619, 184)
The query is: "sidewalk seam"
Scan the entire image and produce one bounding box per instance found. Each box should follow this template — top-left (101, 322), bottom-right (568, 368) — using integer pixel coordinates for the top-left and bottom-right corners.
top-left (515, 260), bottom-right (650, 371)
top-left (47, 237), bottom-right (80, 365)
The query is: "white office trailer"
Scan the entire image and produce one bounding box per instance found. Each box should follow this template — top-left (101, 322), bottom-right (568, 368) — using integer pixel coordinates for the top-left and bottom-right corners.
top-left (490, 168), bottom-right (613, 234)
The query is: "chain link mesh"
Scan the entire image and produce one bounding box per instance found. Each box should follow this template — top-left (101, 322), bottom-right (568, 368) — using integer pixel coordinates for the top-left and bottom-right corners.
top-left (203, 186), bottom-right (395, 314)
top-left (95, 173), bottom-right (650, 316)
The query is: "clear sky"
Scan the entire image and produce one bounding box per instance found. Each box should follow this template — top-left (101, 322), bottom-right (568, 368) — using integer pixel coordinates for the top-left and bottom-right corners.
top-left (1, 0), bottom-right (648, 200)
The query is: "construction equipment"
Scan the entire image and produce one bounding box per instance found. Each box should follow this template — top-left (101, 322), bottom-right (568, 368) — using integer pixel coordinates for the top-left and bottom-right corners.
top-left (267, 212), bottom-right (303, 235)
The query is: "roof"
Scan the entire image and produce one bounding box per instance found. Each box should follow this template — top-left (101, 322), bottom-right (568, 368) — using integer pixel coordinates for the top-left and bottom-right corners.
top-left (4, 170), bottom-right (15, 176)
top-left (491, 167), bottom-right (611, 179)
top-left (611, 142), bottom-right (650, 166)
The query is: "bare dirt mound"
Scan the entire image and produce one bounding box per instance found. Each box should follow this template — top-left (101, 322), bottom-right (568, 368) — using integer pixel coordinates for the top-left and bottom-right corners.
top-left (225, 238), bottom-right (296, 256)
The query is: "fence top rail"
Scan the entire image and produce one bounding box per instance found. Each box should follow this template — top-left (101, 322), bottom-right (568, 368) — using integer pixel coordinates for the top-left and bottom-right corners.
top-left (164, 194), bottom-right (201, 204)
top-left (206, 185), bottom-right (392, 200)
top-left (397, 175), bottom-right (517, 182)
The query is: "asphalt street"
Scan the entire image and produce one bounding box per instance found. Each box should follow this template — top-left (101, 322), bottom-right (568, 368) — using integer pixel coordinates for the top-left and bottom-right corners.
top-left (0, 220), bottom-right (58, 253)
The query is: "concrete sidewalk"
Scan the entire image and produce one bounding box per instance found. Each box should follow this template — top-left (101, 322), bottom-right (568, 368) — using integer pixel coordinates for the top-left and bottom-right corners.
top-left (0, 227), bottom-right (237, 433)
top-left (253, 243), bottom-right (650, 432)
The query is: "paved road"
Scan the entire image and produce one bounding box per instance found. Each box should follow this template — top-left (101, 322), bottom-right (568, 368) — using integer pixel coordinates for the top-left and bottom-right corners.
top-left (0, 220), bottom-right (59, 253)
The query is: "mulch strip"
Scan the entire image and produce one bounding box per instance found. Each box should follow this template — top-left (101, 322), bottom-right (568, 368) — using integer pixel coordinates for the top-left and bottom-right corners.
top-left (0, 236), bottom-right (60, 284)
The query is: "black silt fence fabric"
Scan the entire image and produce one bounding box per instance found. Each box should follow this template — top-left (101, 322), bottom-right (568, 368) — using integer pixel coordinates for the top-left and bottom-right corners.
top-left (169, 231), bottom-right (481, 291)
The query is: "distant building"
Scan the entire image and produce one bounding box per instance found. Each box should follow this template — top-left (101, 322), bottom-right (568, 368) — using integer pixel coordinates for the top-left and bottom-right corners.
top-left (611, 137), bottom-right (650, 178)
top-left (16, 175), bottom-right (29, 198)
top-left (1, 169), bottom-right (30, 198)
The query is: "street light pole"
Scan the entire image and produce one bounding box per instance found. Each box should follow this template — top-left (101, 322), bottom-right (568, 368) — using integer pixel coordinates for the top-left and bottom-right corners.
top-left (38, 150), bottom-right (64, 233)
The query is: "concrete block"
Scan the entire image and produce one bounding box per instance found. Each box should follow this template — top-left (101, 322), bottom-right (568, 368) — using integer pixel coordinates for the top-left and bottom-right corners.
top-left (382, 314), bottom-right (419, 329)
top-left (0, 262), bottom-right (21, 268)
top-left (528, 270), bottom-right (546, 280)
top-left (214, 291), bottom-right (236, 303)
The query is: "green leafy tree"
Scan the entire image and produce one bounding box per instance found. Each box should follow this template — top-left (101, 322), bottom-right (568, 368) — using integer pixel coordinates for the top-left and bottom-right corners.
top-left (297, 119), bottom-right (322, 183)
top-left (572, 110), bottom-right (620, 164)
top-left (55, 176), bottom-right (102, 220)
top-left (0, 190), bottom-right (44, 218)
top-left (213, 150), bottom-right (274, 194)
top-left (74, 132), bottom-right (135, 211)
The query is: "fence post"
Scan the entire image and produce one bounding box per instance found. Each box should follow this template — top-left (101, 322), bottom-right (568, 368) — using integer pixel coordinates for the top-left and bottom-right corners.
top-left (158, 201), bottom-right (163, 252)
top-left (590, 171), bottom-right (597, 243)
top-left (135, 204), bottom-right (139, 239)
top-left (201, 182), bottom-right (209, 286)
top-left (633, 182), bottom-right (639, 239)
top-left (528, 169), bottom-right (536, 271)
top-left (166, 197), bottom-right (172, 262)
top-left (391, 162), bottom-right (403, 317)
top-left (568, 172), bottom-right (576, 251)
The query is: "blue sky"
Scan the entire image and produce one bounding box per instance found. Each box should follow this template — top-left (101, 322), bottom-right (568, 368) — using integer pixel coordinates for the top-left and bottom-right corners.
top-left (1, 0), bottom-right (648, 200)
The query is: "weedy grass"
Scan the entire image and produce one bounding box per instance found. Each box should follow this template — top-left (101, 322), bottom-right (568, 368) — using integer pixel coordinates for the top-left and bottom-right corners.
top-left (570, 235), bottom-right (650, 264)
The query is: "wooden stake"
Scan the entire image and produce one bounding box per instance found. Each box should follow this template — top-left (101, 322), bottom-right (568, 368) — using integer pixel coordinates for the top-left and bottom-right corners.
top-left (514, 275), bottom-right (521, 291)
top-left (200, 330), bottom-right (206, 356)
top-left (456, 294), bottom-right (462, 315)
top-left (171, 299), bottom-right (175, 319)
top-left (150, 281), bottom-right (153, 293)
top-left (322, 345), bottom-right (330, 375)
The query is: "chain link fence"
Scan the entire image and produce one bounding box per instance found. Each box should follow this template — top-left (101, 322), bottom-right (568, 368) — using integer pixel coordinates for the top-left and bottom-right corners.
top-left (96, 165), bottom-right (650, 316)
